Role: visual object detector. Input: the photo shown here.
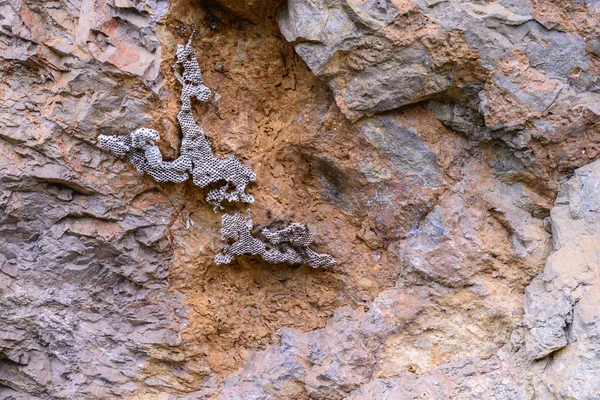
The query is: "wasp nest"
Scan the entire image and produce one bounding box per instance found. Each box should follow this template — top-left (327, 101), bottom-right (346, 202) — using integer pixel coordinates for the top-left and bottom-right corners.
top-left (98, 36), bottom-right (255, 207)
top-left (99, 35), bottom-right (334, 267)
top-left (215, 212), bottom-right (335, 268)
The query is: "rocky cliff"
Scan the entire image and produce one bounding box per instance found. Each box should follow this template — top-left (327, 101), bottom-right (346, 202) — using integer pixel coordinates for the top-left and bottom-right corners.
top-left (1, 0), bottom-right (599, 399)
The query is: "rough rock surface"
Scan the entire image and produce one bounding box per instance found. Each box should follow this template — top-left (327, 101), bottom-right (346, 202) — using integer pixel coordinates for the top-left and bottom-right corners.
top-left (524, 159), bottom-right (600, 399)
top-left (0, 0), bottom-right (599, 399)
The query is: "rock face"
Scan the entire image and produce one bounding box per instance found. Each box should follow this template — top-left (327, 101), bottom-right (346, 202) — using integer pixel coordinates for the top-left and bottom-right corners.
top-left (0, 0), bottom-right (599, 399)
top-left (278, 0), bottom-right (600, 158)
top-left (1, 1), bottom-right (188, 398)
top-left (524, 159), bottom-right (600, 399)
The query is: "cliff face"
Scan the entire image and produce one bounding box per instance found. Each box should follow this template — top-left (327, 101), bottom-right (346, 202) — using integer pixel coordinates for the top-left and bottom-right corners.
top-left (0, 0), bottom-right (599, 399)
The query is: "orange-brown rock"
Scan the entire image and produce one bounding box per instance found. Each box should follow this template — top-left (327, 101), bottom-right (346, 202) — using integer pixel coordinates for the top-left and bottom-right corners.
top-left (1, 0), bottom-right (599, 399)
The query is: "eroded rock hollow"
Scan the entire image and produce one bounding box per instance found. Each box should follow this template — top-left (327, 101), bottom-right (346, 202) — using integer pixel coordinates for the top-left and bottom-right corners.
top-left (1, 0), bottom-right (600, 398)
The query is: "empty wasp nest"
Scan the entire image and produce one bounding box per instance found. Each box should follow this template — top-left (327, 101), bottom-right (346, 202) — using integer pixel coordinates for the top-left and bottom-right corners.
top-left (99, 35), bottom-right (334, 268)
top-left (99, 36), bottom-right (255, 207)
top-left (216, 213), bottom-right (335, 268)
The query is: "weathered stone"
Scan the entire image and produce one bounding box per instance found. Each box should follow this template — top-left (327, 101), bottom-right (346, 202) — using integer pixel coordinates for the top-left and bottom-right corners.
top-left (359, 115), bottom-right (443, 189)
top-left (2, 0), bottom-right (600, 398)
top-left (277, 0), bottom-right (600, 158)
top-left (219, 289), bottom-right (423, 399)
top-left (524, 159), bottom-right (600, 398)
top-left (277, 0), bottom-right (462, 121)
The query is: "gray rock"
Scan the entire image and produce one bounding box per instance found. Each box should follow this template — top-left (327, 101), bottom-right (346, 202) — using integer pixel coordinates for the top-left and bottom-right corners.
top-left (277, 0), bottom-right (453, 121)
top-left (0, 0), bottom-right (215, 398)
top-left (277, 0), bottom-right (600, 151)
top-left (523, 159), bottom-right (600, 398)
top-left (359, 115), bottom-right (443, 189)
top-left (219, 290), bottom-right (418, 400)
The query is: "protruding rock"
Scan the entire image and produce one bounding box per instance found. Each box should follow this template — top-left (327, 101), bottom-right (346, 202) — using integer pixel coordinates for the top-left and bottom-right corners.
top-left (524, 159), bottom-right (600, 397)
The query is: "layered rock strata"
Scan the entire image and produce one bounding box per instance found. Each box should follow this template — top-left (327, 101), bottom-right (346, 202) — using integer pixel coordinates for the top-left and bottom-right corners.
top-left (1, 0), bottom-right (600, 398)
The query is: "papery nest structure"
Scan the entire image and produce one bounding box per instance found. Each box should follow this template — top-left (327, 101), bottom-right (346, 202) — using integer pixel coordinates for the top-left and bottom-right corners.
top-left (99, 35), bottom-right (335, 268)
top-left (216, 213), bottom-right (335, 268)
top-left (99, 36), bottom-right (256, 207)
